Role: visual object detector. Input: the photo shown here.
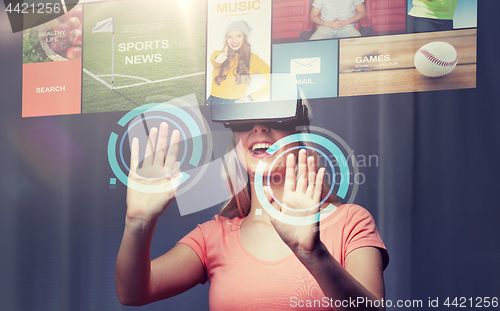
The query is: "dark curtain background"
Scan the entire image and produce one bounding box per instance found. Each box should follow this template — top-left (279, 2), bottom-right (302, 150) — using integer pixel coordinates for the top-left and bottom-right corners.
top-left (1, 1), bottom-right (499, 310)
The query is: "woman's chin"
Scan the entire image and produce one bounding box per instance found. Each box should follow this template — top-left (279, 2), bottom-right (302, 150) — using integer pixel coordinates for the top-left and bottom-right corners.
top-left (246, 161), bottom-right (286, 179)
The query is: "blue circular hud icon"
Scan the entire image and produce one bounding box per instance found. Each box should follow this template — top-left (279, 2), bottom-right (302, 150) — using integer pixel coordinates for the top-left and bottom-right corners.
top-left (107, 102), bottom-right (210, 194)
top-left (254, 130), bottom-right (358, 226)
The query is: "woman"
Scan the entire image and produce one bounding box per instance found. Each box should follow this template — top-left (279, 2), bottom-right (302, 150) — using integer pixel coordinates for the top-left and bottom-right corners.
top-left (115, 120), bottom-right (389, 310)
top-left (407, 0), bottom-right (458, 33)
top-left (207, 20), bottom-right (270, 105)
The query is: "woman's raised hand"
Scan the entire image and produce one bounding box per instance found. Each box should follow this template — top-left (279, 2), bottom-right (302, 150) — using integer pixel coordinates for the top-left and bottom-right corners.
top-left (215, 46), bottom-right (229, 64)
top-left (126, 122), bottom-right (182, 222)
top-left (265, 149), bottom-right (325, 256)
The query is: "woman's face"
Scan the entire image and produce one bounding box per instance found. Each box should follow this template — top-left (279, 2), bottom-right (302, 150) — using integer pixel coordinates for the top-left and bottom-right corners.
top-left (226, 30), bottom-right (245, 51)
top-left (234, 124), bottom-right (299, 179)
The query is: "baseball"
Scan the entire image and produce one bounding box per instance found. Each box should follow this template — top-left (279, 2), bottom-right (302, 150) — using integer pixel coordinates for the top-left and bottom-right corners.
top-left (414, 42), bottom-right (458, 77)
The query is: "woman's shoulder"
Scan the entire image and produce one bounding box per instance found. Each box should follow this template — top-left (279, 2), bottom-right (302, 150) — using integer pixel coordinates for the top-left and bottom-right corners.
top-left (214, 214), bottom-right (245, 226)
top-left (338, 203), bottom-right (373, 218)
top-left (321, 203), bottom-right (388, 268)
top-left (196, 214), bottom-right (245, 234)
top-left (320, 203), bottom-right (377, 230)
top-left (326, 202), bottom-right (371, 215)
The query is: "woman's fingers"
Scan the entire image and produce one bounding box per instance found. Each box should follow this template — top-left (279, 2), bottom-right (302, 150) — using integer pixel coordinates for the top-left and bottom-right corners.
top-left (130, 137), bottom-right (140, 174)
top-left (306, 156), bottom-right (317, 198)
top-left (313, 168), bottom-right (325, 203)
top-left (215, 47), bottom-right (228, 63)
top-left (155, 122), bottom-right (169, 165)
top-left (286, 150), bottom-right (325, 207)
top-left (144, 127), bottom-right (158, 165)
top-left (130, 124), bottom-right (180, 180)
top-left (296, 149), bottom-right (308, 193)
top-left (284, 153), bottom-right (296, 193)
top-left (165, 129), bottom-right (180, 172)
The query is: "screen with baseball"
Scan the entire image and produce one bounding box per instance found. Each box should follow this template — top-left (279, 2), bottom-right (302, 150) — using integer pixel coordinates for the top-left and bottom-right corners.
top-left (338, 29), bottom-right (476, 97)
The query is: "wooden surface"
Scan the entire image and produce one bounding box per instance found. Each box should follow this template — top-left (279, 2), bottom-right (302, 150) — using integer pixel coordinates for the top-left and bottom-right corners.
top-left (338, 29), bottom-right (477, 96)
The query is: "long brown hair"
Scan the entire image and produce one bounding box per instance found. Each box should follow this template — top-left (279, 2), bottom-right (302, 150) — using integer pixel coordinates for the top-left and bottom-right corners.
top-left (215, 33), bottom-right (252, 86)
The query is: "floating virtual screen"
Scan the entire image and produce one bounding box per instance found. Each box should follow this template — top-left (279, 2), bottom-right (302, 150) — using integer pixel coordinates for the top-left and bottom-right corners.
top-left (21, 0), bottom-right (477, 118)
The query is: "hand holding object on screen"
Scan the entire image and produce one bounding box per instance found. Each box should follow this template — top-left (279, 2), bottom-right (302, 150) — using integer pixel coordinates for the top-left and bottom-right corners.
top-left (215, 46), bottom-right (229, 64)
top-left (126, 122), bottom-right (182, 221)
top-left (265, 149), bottom-right (326, 257)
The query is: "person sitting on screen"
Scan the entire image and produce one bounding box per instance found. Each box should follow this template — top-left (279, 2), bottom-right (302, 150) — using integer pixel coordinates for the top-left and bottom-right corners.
top-left (309, 0), bottom-right (366, 40)
top-left (115, 109), bottom-right (389, 309)
top-left (407, 0), bottom-right (458, 33)
top-left (207, 20), bottom-right (270, 105)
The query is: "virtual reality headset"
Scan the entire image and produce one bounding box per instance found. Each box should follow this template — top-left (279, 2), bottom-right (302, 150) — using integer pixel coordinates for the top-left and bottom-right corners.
top-left (210, 73), bottom-right (310, 131)
top-left (211, 98), bottom-right (310, 132)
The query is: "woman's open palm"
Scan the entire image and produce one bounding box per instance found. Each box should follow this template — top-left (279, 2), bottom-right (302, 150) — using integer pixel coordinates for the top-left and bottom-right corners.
top-left (266, 149), bottom-right (325, 255)
top-left (126, 122), bottom-right (182, 221)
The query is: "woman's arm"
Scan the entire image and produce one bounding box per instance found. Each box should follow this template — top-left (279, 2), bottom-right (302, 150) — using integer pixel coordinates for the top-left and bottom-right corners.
top-left (269, 150), bottom-right (386, 311)
top-left (211, 47), bottom-right (228, 67)
top-left (296, 245), bottom-right (385, 311)
top-left (115, 123), bottom-right (206, 306)
top-left (116, 223), bottom-right (206, 306)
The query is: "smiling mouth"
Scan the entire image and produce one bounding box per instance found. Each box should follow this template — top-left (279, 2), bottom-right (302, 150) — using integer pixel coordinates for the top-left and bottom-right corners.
top-left (250, 143), bottom-right (272, 156)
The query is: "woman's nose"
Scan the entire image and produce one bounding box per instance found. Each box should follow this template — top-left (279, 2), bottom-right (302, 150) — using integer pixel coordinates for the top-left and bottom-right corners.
top-left (253, 124), bottom-right (270, 133)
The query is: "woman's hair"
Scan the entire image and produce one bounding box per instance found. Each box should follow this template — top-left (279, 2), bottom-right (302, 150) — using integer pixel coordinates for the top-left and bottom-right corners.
top-left (215, 33), bottom-right (252, 86)
top-left (218, 135), bottom-right (252, 219)
top-left (218, 102), bottom-right (339, 219)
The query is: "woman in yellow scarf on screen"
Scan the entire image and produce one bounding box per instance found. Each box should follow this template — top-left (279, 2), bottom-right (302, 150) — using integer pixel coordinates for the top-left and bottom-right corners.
top-left (207, 20), bottom-right (271, 105)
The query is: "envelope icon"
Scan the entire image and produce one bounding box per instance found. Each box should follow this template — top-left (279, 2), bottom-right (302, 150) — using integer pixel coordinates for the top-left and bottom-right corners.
top-left (290, 57), bottom-right (321, 75)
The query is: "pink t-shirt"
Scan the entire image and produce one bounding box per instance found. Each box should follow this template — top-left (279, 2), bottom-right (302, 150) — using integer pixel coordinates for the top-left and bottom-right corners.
top-left (178, 204), bottom-right (388, 310)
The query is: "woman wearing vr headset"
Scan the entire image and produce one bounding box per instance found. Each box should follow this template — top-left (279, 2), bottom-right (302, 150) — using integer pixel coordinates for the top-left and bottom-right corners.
top-left (207, 20), bottom-right (271, 105)
top-left (116, 109), bottom-right (388, 310)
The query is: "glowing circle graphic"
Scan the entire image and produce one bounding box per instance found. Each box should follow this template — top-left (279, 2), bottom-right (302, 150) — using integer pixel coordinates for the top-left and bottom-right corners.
top-left (107, 102), bottom-right (209, 194)
top-left (254, 132), bottom-right (355, 226)
top-left (266, 145), bottom-right (335, 212)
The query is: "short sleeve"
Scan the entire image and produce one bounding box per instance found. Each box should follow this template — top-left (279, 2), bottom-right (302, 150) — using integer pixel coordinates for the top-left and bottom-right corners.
top-left (354, 0), bottom-right (364, 5)
top-left (312, 0), bottom-right (323, 9)
top-left (344, 205), bottom-right (389, 269)
top-left (177, 218), bottom-right (218, 270)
